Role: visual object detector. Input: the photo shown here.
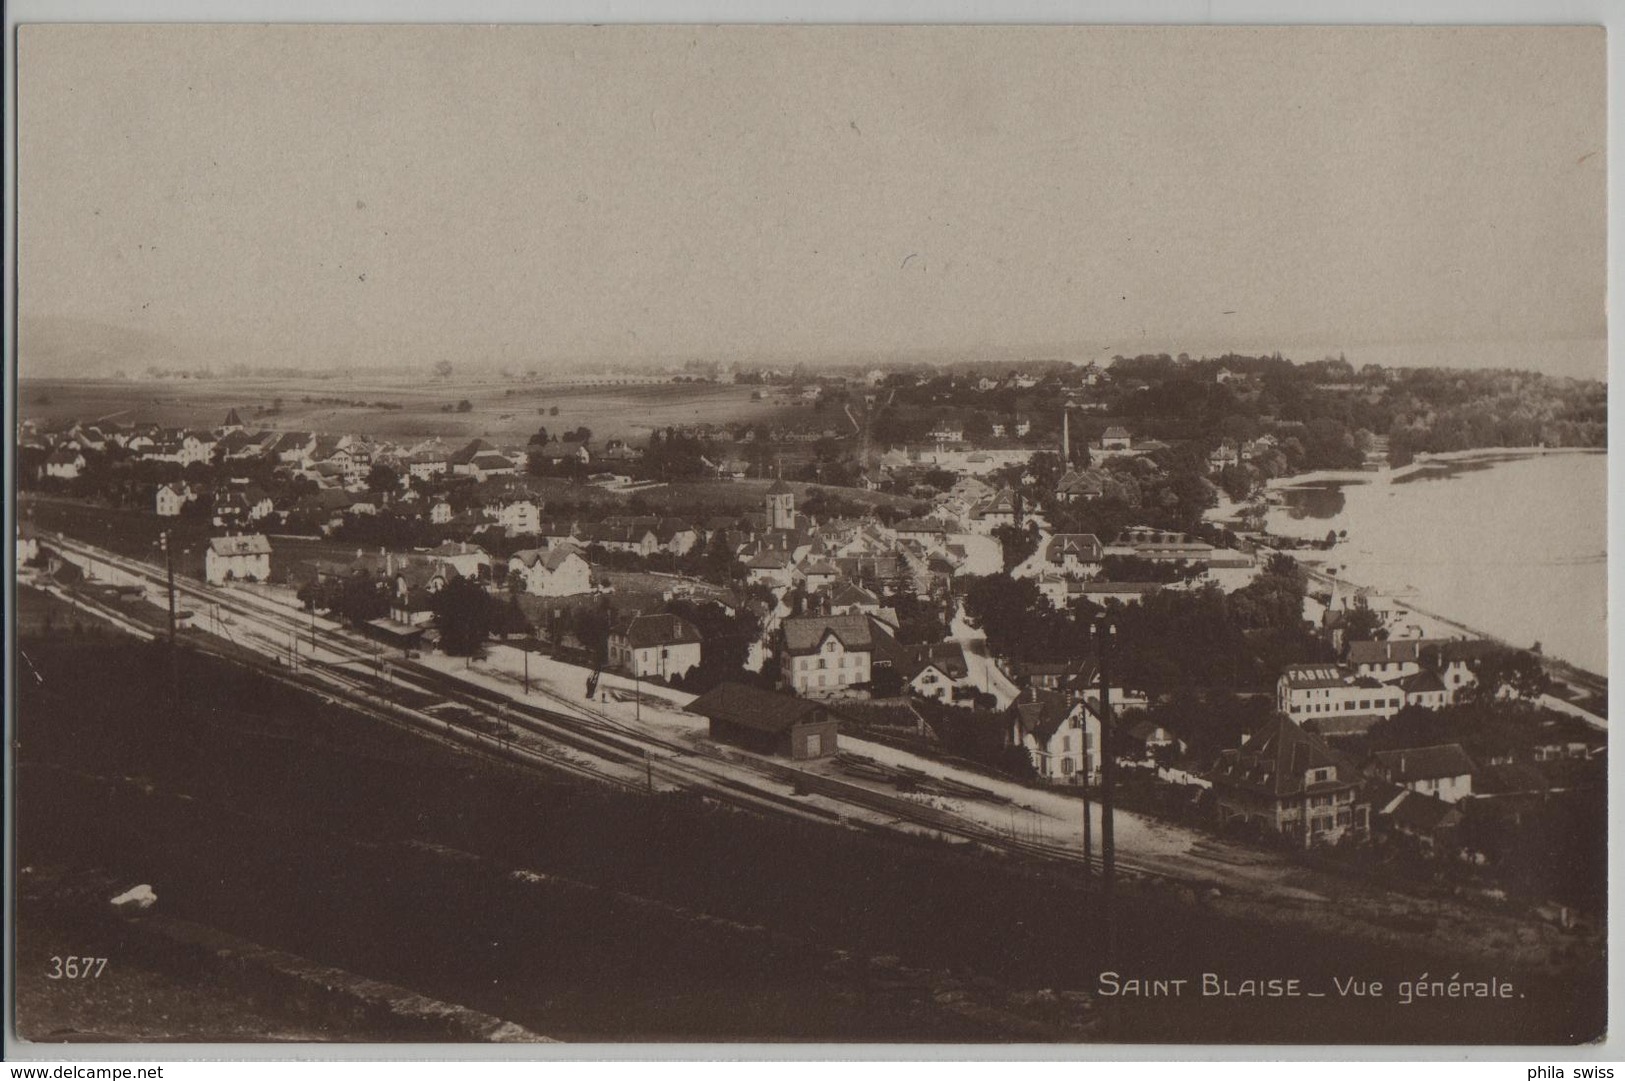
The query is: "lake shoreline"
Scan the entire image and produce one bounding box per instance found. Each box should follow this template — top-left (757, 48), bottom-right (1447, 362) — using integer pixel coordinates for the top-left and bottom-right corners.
top-left (1263, 445), bottom-right (1603, 490)
top-left (1211, 449), bottom-right (1608, 708)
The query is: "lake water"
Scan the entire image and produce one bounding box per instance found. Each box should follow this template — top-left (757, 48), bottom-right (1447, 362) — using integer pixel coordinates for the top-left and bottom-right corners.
top-left (1266, 452), bottom-right (1608, 675)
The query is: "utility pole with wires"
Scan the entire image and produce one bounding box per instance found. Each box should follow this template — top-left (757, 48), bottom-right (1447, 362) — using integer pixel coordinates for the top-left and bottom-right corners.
top-left (1094, 613), bottom-right (1119, 966)
top-left (159, 530), bottom-right (181, 710)
top-left (160, 531), bottom-right (177, 647)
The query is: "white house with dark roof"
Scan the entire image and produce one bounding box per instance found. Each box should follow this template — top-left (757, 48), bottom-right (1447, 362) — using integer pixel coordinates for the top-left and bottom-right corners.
top-left (155, 483), bottom-right (191, 517)
top-left (1348, 639), bottom-right (1427, 681)
top-left (745, 549), bottom-right (795, 589)
top-left (1370, 744), bottom-right (1475, 804)
top-left (608, 613), bottom-right (704, 681)
top-left (1209, 714), bottom-right (1370, 846)
top-left (205, 534), bottom-right (272, 584)
top-left (1399, 669), bottom-right (1450, 710)
top-left (796, 557), bottom-right (840, 592)
top-left (496, 499), bottom-right (542, 535)
top-left (780, 613), bottom-right (887, 697)
top-left (893, 641), bottom-right (970, 703)
top-left (1054, 469), bottom-right (1104, 503)
top-left (1276, 663), bottom-right (1405, 734)
top-left (1044, 533), bottom-right (1104, 574)
top-left (1100, 426), bottom-right (1133, 451)
top-left (469, 452), bottom-right (519, 481)
top-left (509, 547), bottom-right (592, 596)
top-left (45, 448), bottom-right (85, 480)
top-left (1010, 690), bottom-right (1100, 785)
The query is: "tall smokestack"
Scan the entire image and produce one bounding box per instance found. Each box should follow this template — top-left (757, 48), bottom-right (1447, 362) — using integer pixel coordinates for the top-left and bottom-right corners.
top-left (1061, 407), bottom-right (1071, 465)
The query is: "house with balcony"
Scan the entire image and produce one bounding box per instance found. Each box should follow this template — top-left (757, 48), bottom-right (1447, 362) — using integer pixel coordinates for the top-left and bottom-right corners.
top-left (1209, 714), bottom-right (1370, 847)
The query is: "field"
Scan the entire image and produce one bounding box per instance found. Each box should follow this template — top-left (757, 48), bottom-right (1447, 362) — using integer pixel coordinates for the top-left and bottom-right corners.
top-left (19, 376), bottom-right (794, 445)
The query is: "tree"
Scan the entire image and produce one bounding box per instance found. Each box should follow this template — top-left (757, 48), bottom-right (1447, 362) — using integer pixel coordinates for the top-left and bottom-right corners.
top-left (1462, 648), bottom-right (1550, 703)
top-left (961, 575), bottom-right (1044, 656)
top-left (992, 522), bottom-right (1040, 572)
top-left (1341, 596), bottom-right (1385, 644)
top-left (456, 399), bottom-right (473, 413)
top-left (434, 360), bottom-right (454, 378)
top-left (365, 463), bottom-right (399, 494)
top-left (431, 577), bottom-right (495, 656)
top-left (528, 427), bottom-right (550, 446)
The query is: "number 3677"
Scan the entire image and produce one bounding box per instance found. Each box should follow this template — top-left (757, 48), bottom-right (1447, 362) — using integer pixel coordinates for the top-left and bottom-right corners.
top-left (47, 956), bottom-right (108, 979)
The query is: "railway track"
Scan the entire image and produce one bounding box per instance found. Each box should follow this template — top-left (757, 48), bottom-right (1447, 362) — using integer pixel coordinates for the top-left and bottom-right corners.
top-left (35, 530), bottom-right (1178, 881)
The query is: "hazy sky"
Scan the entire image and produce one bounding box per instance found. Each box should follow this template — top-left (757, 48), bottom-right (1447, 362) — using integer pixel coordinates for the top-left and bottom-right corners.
top-left (18, 25), bottom-right (1607, 378)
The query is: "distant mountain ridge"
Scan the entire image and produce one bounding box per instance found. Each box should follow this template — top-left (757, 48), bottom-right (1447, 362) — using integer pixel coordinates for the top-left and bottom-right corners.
top-left (19, 316), bottom-right (199, 380)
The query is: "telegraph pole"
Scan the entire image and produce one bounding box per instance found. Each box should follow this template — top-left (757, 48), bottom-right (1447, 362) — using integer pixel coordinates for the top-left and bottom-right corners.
top-left (1096, 614), bottom-right (1117, 965)
top-left (161, 531), bottom-right (177, 647)
top-left (160, 530), bottom-right (181, 712)
top-left (1081, 739), bottom-right (1093, 887)
top-left (523, 647), bottom-right (529, 696)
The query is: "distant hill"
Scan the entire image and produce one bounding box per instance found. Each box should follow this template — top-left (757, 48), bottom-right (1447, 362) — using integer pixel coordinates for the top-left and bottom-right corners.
top-left (18, 316), bottom-right (197, 380)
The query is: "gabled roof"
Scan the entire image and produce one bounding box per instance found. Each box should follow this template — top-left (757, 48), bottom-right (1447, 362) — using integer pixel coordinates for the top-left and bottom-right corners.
top-left (828, 581), bottom-right (881, 608)
top-left (223, 408), bottom-right (243, 426)
top-left (511, 546), bottom-right (587, 572)
top-left (208, 534), bottom-right (272, 557)
top-left (973, 488), bottom-right (1021, 516)
top-left (535, 440), bottom-right (589, 460)
top-left (685, 682), bottom-right (831, 734)
top-left (1371, 744), bottom-right (1476, 783)
top-left (583, 522), bottom-right (655, 545)
top-left (782, 613), bottom-right (882, 656)
top-left (429, 541), bottom-right (489, 559)
top-left (448, 439), bottom-right (496, 464)
top-left (654, 517), bottom-right (695, 542)
top-left (1348, 639), bottom-right (1426, 666)
top-left (616, 613), bottom-right (703, 650)
top-left (1382, 789), bottom-right (1462, 834)
top-left (1397, 669), bottom-right (1447, 694)
top-left (1210, 714), bottom-right (1353, 799)
top-left (765, 478), bottom-right (793, 496)
top-left (1045, 534), bottom-right (1103, 563)
top-left (894, 641), bottom-right (968, 683)
top-left (1011, 690), bottom-right (1081, 745)
top-left (273, 431), bottom-right (314, 453)
top-left (471, 453), bottom-right (515, 470)
top-left (1055, 470), bottom-right (1104, 495)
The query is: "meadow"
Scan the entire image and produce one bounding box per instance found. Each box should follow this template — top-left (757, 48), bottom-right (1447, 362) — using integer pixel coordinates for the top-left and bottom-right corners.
top-left (19, 376), bottom-right (791, 444)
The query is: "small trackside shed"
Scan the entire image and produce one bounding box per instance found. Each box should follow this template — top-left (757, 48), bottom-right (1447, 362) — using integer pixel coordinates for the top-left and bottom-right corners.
top-left (684, 682), bottom-right (840, 760)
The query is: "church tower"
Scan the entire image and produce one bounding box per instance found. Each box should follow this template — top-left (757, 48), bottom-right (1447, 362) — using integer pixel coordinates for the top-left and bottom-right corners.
top-left (766, 478), bottom-right (795, 531)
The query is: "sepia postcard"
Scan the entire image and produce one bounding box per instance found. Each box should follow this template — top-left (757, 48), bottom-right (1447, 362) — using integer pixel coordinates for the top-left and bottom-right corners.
top-left (8, 22), bottom-right (1608, 1051)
